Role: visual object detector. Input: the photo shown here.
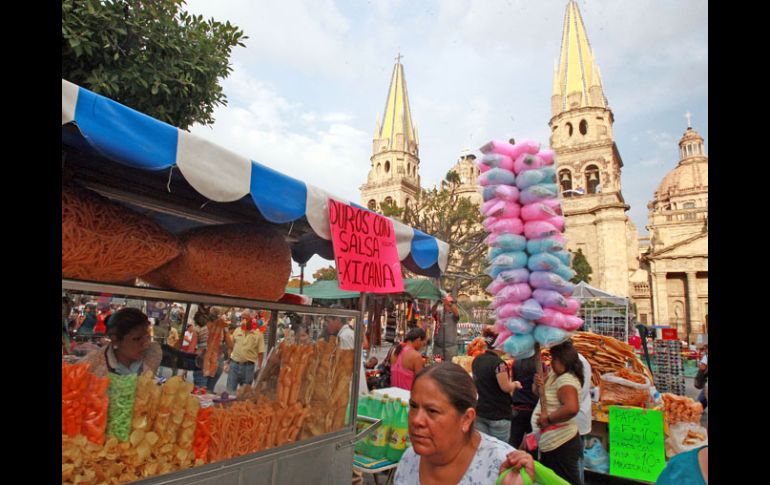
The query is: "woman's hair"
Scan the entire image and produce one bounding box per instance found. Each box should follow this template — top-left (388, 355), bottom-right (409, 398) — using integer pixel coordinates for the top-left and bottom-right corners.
top-left (413, 363), bottom-right (477, 415)
top-left (107, 308), bottom-right (150, 342)
top-left (549, 340), bottom-right (584, 386)
top-left (515, 353), bottom-right (538, 376)
top-left (394, 328), bottom-right (427, 357)
top-left (481, 326), bottom-right (498, 348)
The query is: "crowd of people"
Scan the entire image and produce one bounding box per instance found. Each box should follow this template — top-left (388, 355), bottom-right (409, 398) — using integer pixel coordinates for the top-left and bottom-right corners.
top-left (62, 296), bottom-right (351, 396)
top-left (62, 292), bottom-right (709, 484)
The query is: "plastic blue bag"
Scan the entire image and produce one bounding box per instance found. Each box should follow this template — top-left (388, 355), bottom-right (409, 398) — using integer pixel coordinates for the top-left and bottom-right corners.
top-left (479, 168), bottom-right (516, 187)
top-left (503, 317), bottom-right (536, 335)
top-left (485, 252), bottom-right (528, 277)
top-left (519, 184), bottom-right (559, 205)
top-left (515, 166), bottom-right (556, 190)
top-left (526, 237), bottom-right (565, 255)
top-left (551, 250), bottom-right (571, 266)
top-left (503, 333), bottom-right (536, 359)
top-left (583, 437), bottom-right (610, 474)
top-left (552, 263), bottom-right (576, 283)
top-left (528, 253), bottom-right (562, 272)
top-left (533, 324), bottom-right (573, 347)
top-left (486, 233), bottom-right (527, 251)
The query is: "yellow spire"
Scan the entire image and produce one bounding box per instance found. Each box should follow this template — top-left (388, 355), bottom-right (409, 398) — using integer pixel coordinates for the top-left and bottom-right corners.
top-left (554, 1), bottom-right (606, 111)
top-left (378, 56), bottom-right (417, 147)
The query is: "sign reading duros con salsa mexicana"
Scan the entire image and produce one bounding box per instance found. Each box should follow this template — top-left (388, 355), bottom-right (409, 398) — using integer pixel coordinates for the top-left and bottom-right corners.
top-left (328, 199), bottom-right (404, 293)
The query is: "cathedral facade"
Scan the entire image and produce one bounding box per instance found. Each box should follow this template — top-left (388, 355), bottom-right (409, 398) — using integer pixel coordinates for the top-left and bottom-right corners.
top-left (359, 2), bottom-right (708, 341)
top-left (549, 0), bottom-right (639, 298)
top-left (360, 59), bottom-right (421, 212)
top-left (630, 125), bottom-right (708, 343)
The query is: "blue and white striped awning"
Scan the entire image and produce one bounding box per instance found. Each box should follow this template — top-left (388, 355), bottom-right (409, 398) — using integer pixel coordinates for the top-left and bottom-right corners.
top-left (62, 80), bottom-right (449, 277)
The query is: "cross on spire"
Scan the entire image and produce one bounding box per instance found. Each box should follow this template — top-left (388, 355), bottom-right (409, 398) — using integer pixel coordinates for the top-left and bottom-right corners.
top-left (685, 111), bottom-right (692, 128)
top-left (395, 52), bottom-right (403, 64)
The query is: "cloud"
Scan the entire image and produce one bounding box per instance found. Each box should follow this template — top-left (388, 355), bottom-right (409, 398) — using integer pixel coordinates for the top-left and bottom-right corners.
top-left (181, 0), bottom-right (707, 239)
top-left (190, 70), bottom-right (370, 203)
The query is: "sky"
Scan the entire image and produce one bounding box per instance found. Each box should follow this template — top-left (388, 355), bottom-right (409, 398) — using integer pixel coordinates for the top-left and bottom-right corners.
top-left (182, 0), bottom-right (708, 281)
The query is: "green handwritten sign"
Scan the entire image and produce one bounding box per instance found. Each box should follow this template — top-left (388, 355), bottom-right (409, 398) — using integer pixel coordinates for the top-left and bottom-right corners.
top-left (609, 406), bottom-right (666, 482)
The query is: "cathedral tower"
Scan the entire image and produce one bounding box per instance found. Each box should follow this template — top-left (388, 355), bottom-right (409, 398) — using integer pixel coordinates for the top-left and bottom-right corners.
top-left (360, 57), bottom-right (421, 212)
top-left (550, 0), bottom-right (638, 297)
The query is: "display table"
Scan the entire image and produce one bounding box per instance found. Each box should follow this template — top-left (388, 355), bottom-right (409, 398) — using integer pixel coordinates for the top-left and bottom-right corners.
top-left (372, 386), bottom-right (410, 404)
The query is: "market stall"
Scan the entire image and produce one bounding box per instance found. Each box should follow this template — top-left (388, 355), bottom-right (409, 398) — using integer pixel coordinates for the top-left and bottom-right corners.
top-left (572, 281), bottom-right (631, 343)
top-left (61, 79), bottom-right (449, 485)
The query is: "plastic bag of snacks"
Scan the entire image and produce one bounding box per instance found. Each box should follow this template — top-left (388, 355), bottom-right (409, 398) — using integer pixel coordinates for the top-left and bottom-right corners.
top-left (599, 369), bottom-right (651, 408)
top-left (107, 374), bottom-right (138, 442)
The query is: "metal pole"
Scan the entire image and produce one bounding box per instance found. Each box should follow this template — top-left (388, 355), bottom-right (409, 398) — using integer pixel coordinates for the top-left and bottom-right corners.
top-left (299, 264), bottom-right (306, 295)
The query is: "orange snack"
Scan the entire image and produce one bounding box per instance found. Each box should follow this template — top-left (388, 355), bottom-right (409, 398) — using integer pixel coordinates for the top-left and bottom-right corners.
top-left (62, 184), bottom-right (182, 283)
top-left (143, 224), bottom-right (291, 301)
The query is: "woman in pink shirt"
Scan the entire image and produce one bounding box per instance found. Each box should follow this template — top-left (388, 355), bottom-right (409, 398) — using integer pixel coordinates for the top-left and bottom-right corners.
top-left (390, 328), bottom-right (427, 390)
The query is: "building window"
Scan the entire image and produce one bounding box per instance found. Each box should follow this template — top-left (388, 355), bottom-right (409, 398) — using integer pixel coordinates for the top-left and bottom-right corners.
top-left (566, 122), bottom-right (573, 137)
top-left (385, 161), bottom-right (391, 173)
top-left (377, 163), bottom-right (382, 174)
top-left (559, 169), bottom-right (573, 196)
top-left (579, 119), bottom-right (588, 135)
top-left (368, 199), bottom-right (377, 210)
top-left (407, 163), bottom-right (411, 176)
top-left (640, 314), bottom-right (648, 324)
top-left (384, 196), bottom-right (393, 207)
top-left (585, 165), bottom-right (600, 194)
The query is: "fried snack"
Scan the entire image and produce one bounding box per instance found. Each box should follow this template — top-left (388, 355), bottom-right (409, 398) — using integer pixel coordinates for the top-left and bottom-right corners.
top-left (662, 393), bottom-right (703, 425)
top-left (107, 374), bottom-right (138, 442)
top-left (330, 349), bottom-right (355, 431)
top-left (562, 332), bottom-right (655, 386)
top-left (142, 224), bottom-right (291, 301)
top-left (203, 319), bottom-right (228, 377)
top-left (62, 362), bottom-right (110, 445)
top-left (615, 367), bottom-right (648, 384)
top-left (62, 184), bottom-right (182, 283)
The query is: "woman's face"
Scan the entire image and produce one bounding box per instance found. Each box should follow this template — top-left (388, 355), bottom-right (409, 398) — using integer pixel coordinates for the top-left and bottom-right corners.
top-left (551, 357), bottom-right (566, 376)
top-left (408, 376), bottom-right (475, 460)
top-left (298, 329), bottom-right (310, 345)
top-left (116, 325), bottom-right (151, 363)
top-left (413, 338), bottom-right (425, 351)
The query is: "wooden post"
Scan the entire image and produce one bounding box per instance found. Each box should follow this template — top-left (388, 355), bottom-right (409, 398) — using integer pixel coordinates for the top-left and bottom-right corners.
top-left (535, 343), bottom-right (548, 411)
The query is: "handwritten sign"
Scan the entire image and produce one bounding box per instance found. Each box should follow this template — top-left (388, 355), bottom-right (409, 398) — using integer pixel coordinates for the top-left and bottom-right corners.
top-left (328, 199), bottom-right (404, 293)
top-left (609, 406), bottom-right (666, 482)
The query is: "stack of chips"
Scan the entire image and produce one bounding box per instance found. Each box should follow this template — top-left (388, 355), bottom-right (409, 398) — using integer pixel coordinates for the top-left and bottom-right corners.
top-left (477, 138), bottom-right (584, 358)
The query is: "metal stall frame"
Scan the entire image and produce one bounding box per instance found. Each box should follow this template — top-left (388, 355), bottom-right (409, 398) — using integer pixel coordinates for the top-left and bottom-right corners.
top-left (63, 279), bottom-right (370, 485)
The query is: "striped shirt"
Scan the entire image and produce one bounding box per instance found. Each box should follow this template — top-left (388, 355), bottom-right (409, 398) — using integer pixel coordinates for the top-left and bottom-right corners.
top-left (532, 372), bottom-right (581, 452)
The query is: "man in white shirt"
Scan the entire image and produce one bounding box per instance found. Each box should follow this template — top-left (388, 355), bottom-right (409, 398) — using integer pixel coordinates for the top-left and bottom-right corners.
top-left (576, 352), bottom-right (593, 484)
top-left (325, 308), bottom-right (366, 394)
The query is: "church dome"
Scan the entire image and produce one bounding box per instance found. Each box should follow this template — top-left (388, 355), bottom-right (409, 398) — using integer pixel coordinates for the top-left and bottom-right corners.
top-left (651, 126), bottom-right (708, 209)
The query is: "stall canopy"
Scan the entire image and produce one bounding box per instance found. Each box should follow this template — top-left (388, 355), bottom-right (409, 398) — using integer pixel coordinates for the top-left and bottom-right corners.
top-left (61, 79), bottom-right (449, 277)
top-left (285, 279), bottom-right (442, 300)
top-left (572, 281), bottom-right (628, 304)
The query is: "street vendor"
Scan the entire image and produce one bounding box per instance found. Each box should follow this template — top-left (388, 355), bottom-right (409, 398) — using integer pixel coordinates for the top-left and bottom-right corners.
top-left (431, 294), bottom-right (460, 361)
top-left (472, 327), bottom-right (522, 443)
top-left (226, 311), bottom-right (266, 394)
top-left (79, 307), bottom-right (162, 377)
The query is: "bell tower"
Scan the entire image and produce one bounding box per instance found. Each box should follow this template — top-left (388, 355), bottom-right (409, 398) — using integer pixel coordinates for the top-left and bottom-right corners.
top-left (549, 0), bottom-right (638, 296)
top-left (360, 56), bottom-right (421, 213)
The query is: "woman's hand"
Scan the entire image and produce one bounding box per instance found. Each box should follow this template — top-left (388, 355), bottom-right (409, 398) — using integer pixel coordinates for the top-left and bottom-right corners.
top-left (499, 450), bottom-right (536, 485)
top-left (536, 413), bottom-right (551, 429)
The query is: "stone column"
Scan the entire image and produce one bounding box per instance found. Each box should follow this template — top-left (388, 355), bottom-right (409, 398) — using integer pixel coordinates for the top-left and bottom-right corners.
top-left (652, 272), bottom-right (669, 327)
top-left (686, 271), bottom-right (701, 341)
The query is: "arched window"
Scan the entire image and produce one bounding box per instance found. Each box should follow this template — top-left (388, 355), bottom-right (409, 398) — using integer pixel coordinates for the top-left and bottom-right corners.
top-left (377, 163), bottom-right (382, 174)
top-left (579, 119), bottom-right (588, 135)
top-left (405, 198), bottom-right (411, 209)
top-left (384, 196), bottom-right (393, 206)
top-left (385, 161), bottom-right (391, 173)
top-left (559, 169), bottom-right (573, 196)
top-left (368, 199), bottom-right (377, 210)
top-left (566, 122), bottom-right (573, 137)
top-left (585, 165), bottom-right (600, 194)
top-left (407, 163), bottom-right (411, 176)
